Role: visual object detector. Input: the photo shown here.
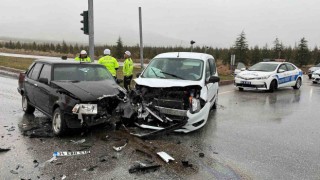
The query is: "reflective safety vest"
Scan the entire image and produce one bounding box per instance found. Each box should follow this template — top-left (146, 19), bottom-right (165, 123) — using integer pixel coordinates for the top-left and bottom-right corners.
top-left (123, 58), bottom-right (134, 77)
top-left (98, 55), bottom-right (119, 76)
top-left (75, 56), bottom-right (91, 62)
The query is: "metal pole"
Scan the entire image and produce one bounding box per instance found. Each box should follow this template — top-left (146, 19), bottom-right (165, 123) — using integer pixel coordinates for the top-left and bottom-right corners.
top-left (139, 7), bottom-right (144, 68)
top-left (88, 0), bottom-right (94, 62)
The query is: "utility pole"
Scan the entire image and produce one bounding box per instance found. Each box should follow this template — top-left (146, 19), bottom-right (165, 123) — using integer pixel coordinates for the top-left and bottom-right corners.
top-left (88, 0), bottom-right (94, 62)
top-left (139, 7), bottom-right (144, 68)
top-left (190, 40), bottom-right (195, 52)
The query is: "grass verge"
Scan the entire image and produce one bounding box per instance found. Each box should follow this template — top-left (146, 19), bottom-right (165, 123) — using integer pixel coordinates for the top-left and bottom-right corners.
top-left (0, 55), bottom-right (35, 70)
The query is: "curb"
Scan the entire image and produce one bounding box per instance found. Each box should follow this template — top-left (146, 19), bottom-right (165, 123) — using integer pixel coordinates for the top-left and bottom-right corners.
top-left (0, 66), bottom-right (24, 79)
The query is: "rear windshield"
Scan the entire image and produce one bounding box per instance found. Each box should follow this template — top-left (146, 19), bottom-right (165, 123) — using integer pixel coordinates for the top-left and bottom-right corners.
top-left (53, 64), bottom-right (114, 81)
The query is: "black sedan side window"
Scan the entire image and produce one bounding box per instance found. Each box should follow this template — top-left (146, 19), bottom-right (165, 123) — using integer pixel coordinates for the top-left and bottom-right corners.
top-left (39, 64), bottom-right (51, 81)
top-left (30, 63), bottom-right (43, 80)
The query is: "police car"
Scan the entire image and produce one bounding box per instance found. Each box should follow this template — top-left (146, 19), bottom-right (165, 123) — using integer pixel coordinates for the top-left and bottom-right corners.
top-left (235, 61), bottom-right (303, 92)
top-left (312, 69), bottom-right (320, 84)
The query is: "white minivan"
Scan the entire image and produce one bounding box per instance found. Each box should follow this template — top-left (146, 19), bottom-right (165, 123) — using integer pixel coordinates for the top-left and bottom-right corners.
top-left (132, 52), bottom-right (219, 136)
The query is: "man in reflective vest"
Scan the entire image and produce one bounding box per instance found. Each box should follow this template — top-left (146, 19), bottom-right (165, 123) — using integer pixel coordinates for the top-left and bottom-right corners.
top-left (75, 50), bottom-right (91, 62)
top-left (123, 51), bottom-right (134, 91)
top-left (98, 49), bottom-right (119, 79)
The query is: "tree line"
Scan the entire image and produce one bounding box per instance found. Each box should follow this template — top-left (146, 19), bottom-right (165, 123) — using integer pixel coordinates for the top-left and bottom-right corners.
top-left (1, 34), bottom-right (319, 66)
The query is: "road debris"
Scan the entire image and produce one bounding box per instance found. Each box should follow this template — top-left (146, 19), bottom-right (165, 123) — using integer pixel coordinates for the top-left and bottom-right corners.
top-left (113, 143), bottom-right (127, 152)
top-left (46, 156), bottom-right (57, 163)
top-left (0, 148), bottom-right (10, 152)
top-left (135, 149), bottom-right (153, 159)
top-left (6, 126), bottom-right (15, 131)
top-left (61, 175), bottom-right (66, 180)
top-left (99, 155), bottom-right (108, 162)
top-left (16, 164), bottom-right (23, 170)
top-left (53, 151), bottom-right (91, 157)
top-left (181, 160), bottom-right (193, 168)
top-left (70, 139), bottom-right (86, 144)
top-left (83, 165), bottom-right (98, 171)
top-left (129, 161), bottom-right (161, 174)
top-left (199, 153), bottom-right (205, 158)
top-left (10, 170), bottom-right (18, 174)
top-left (33, 160), bottom-right (39, 168)
top-left (157, 152), bottom-right (174, 163)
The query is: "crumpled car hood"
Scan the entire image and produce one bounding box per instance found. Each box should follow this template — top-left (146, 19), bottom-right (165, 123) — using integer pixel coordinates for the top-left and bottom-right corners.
top-left (309, 67), bottom-right (320, 72)
top-left (134, 78), bottom-right (202, 88)
top-left (52, 80), bottom-right (121, 102)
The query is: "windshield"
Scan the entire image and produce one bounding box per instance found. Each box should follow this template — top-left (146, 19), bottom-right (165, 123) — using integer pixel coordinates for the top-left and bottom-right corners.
top-left (142, 58), bottom-right (204, 81)
top-left (53, 64), bottom-right (114, 81)
top-left (248, 62), bottom-right (279, 72)
top-left (236, 62), bottom-right (246, 69)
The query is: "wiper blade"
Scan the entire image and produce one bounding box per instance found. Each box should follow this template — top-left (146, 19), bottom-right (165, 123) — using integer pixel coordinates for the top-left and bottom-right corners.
top-left (160, 71), bottom-right (185, 80)
top-left (151, 68), bottom-right (163, 78)
top-left (55, 80), bottom-right (80, 83)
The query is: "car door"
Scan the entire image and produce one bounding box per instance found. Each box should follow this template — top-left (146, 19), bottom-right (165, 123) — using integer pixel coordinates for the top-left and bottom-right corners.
top-left (206, 59), bottom-right (218, 106)
top-left (24, 63), bottom-right (43, 105)
top-left (285, 63), bottom-right (298, 86)
top-left (277, 63), bottom-right (290, 88)
top-left (34, 64), bottom-right (52, 114)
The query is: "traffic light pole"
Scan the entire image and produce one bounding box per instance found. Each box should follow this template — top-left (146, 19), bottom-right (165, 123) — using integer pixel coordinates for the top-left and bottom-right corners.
top-left (139, 7), bottom-right (144, 69)
top-left (88, 0), bottom-right (94, 62)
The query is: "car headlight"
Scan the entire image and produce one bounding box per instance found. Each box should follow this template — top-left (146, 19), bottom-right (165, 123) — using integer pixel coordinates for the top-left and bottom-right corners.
top-left (189, 97), bottom-right (201, 114)
top-left (72, 104), bottom-right (97, 114)
top-left (255, 75), bottom-right (270, 80)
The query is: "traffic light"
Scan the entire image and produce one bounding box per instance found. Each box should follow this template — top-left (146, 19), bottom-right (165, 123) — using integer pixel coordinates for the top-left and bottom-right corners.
top-left (80, 11), bottom-right (89, 35)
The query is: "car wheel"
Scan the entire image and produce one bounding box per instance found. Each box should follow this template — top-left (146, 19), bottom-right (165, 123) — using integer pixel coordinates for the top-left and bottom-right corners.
top-left (312, 81), bottom-right (317, 84)
top-left (52, 108), bottom-right (67, 136)
top-left (308, 75), bottom-right (312, 79)
top-left (268, 80), bottom-right (277, 93)
top-left (238, 87), bottom-right (244, 91)
top-left (293, 78), bottom-right (302, 89)
top-left (22, 95), bottom-right (35, 114)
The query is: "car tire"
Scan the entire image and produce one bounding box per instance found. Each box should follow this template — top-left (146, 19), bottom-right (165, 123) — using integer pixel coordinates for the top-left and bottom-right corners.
top-left (268, 80), bottom-right (277, 93)
top-left (293, 78), bottom-right (302, 89)
top-left (22, 95), bottom-right (35, 114)
top-left (52, 108), bottom-right (67, 136)
top-left (238, 87), bottom-right (244, 91)
top-left (312, 81), bottom-right (317, 84)
top-left (308, 74), bottom-right (312, 79)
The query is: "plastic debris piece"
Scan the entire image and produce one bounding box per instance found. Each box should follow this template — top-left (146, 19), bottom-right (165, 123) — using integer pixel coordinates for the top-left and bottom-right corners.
top-left (53, 151), bottom-right (90, 157)
top-left (199, 153), bottom-right (205, 158)
top-left (0, 148), bottom-right (10, 152)
top-left (157, 152), bottom-right (174, 163)
top-left (47, 156), bottom-right (57, 163)
top-left (10, 170), bottom-right (18, 174)
top-left (113, 143), bottom-right (127, 152)
top-left (129, 161), bottom-right (161, 174)
top-left (33, 160), bottom-right (39, 168)
top-left (181, 160), bottom-right (193, 168)
top-left (70, 139), bottom-right (86, 144)
top-left (61, 175), bottom-right (66, 180)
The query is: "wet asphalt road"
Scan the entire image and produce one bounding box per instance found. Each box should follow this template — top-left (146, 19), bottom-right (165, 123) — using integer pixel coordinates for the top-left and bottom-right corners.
top-left (0, 74), bottom-right (320, 179)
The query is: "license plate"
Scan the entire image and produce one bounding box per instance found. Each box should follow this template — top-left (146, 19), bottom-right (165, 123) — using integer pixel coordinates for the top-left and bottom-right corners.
top-left (241, 81), bottom-right (251, 85)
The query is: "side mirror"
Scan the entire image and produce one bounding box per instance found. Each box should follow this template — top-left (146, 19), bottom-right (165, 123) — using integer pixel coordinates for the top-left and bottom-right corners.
top-left (278, 69), bottom-right (285, 73)
top-left (241, 68), bottom-right (246, 71)
top-left (39, 78), bottom-right (49, 85)
top-left (208, 76), bottom-right (220, 84)
top-left (136, 72), bottom-right (141, 78)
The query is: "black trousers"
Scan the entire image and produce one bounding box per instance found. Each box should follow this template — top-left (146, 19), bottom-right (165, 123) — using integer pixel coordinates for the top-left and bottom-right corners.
top-left (124, 75), bottom-right (133, 91)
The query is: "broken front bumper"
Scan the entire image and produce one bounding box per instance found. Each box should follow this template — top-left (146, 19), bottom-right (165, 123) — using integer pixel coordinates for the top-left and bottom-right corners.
top-left (134, 102), bottom-right (211, 137)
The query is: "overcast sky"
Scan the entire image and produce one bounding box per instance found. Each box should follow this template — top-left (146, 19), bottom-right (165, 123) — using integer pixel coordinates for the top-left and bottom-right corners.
top-left (1, 0), bottom-right (319, 48)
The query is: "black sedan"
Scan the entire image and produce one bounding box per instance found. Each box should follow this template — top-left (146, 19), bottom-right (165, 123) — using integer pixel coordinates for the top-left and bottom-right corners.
top-left (18, 59), bottom-right (133, 135)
